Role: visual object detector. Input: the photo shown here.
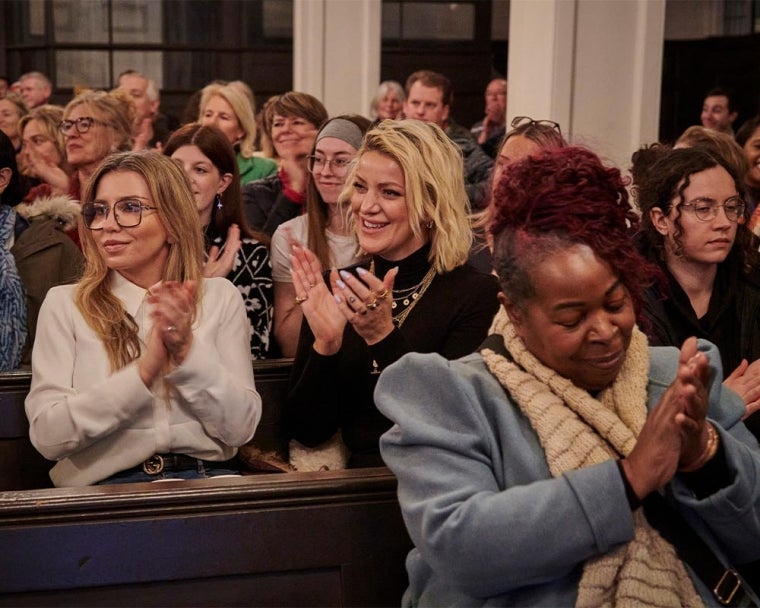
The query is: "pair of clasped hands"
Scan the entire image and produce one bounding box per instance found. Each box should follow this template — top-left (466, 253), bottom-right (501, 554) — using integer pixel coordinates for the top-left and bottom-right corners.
top-left (290, 243), bottom-right (398, 356)
top-left (622, 337), bottom-right (717, 500)
top-left (138, 280), bottom-right (197, 387)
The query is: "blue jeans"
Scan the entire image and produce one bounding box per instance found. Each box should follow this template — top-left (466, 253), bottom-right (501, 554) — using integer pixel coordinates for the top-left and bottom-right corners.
top-left (97, 460), bottom-right (241, 485)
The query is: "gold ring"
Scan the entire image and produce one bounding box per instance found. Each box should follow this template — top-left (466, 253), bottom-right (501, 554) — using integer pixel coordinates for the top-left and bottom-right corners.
top-left (366, 300), bottom-right (379, 311)
top-left (375, 289), bottom-right (389, 300)
top-left (295, 295), bottom-right (308, 305)
top-left (348, 296), bottom-right (357, 304)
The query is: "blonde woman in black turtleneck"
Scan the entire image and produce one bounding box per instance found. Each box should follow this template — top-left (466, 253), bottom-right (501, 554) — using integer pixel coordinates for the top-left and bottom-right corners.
top-left (284, 119), bottom-right (499, 468)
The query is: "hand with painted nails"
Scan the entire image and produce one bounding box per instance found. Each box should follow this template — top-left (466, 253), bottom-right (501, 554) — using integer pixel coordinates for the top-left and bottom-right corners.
top-left (332, 265), bottom-right (397, 345)
top-left (290, 243), bottom-right (346, 355)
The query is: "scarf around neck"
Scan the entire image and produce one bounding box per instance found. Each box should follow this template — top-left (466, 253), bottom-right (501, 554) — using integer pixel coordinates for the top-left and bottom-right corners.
top-left (481, 307), bottom-right (702, 608)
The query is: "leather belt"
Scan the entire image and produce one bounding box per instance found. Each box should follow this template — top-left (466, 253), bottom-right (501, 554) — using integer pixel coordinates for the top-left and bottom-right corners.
top-left (141, 454), bottom-right (202, 475)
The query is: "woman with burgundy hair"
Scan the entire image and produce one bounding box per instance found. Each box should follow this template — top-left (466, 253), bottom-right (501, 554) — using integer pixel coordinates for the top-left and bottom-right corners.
top-left (376, 146), bottom-right (760, 606)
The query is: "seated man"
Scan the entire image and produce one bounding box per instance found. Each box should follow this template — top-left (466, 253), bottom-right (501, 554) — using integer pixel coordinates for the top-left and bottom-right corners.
top-left (403, 70), bottom-right (493, 209)
top-left (470, 77), bottom-right (507, 159)
top-left (18, 72), bottom-right (52, 109)
top-left (117, 69), bottom-right (178, 150)
top-left (701, 87), bottom-right (738, 135)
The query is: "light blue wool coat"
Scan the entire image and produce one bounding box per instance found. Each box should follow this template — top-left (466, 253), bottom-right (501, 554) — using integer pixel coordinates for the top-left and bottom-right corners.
top-left (377, 340), bottom-right (760, 607)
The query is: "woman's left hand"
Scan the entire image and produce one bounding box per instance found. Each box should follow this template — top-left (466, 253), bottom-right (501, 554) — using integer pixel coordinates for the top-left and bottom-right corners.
top-left (332, 266), bottom-right (398, 345)
top-left (147, 280), bottom-right (197, 366)
top-left (204, 224), bottom-right (241, 278)
top-left (671, 337), bottom-right (712, 467)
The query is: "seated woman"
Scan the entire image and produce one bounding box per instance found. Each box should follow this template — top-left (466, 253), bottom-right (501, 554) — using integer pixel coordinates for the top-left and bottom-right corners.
top-left (736, 116), bottom-right (760, 216)
top-left (369, 80), bottom-right (405, 123)
top-left (271, 114), bottom-right (371, 357)
top-left (376, 146), bottom-right (760, 605)
top-left (17, 104), bottom-right (71, 198)
top-left (198, 81), bottom-right (277, 185)
top-left (25, 151), bottom-right (261, 487)
top-left (633, 147), bottom-right (760, 433)
top-left (164, 123), bottom-right (273, 359)
top-left (0, 93), bottom-right (28, 155)
top-left (242, 92), bottom-right (328, 236)
top-left (284, 119), bottom-right (500, 468)
top-left (0, 131), bottom-right (27, 370)
top-left (2, 126), bottom-right (83, 369)
top-left (60, 89), bottom-right (134, 203)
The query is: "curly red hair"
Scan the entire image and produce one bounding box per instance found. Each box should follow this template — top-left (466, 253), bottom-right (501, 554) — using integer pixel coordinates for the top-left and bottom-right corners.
top-left (490, 146), bottom-right (660, 316)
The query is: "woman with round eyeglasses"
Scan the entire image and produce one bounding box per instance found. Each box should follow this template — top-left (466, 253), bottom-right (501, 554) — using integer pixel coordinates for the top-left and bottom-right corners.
top-left (25, 151), bottom-right (261, 487)
top-left (59, 89), bottom-right (134, 205)
top-left (270, 114), bottom-right (371, 357)
top-left (634, 146), bottom-right (760, 430)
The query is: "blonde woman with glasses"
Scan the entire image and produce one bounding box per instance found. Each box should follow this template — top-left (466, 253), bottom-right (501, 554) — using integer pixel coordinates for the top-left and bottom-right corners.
top-left (25, 151), bottom-right (260, 486)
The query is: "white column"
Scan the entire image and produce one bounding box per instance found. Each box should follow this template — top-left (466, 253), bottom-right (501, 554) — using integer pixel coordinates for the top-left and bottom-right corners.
top-left (293, 0), bottom-right (381, 117)
top-left (507, 0), bottom-right (665, 171)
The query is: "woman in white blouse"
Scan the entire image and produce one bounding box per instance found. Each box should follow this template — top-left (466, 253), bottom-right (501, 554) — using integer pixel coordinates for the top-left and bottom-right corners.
top-left (25, 151), bottom-right (261, 487)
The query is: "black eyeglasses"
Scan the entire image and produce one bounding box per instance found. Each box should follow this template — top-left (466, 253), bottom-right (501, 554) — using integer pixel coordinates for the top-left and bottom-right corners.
top-left (58, 116), bottom-right (112, 135)
top-left (679, 196), bottom-right (746, 223)
top-left (82, 198), bottom-right (158, 230)
top-left (510, 116), bottom-right (562, 136)
top-left (307, 154), bottom-right (353, 176)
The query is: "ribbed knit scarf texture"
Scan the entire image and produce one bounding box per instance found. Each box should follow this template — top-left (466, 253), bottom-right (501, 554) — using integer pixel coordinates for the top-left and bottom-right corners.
top-left (481, 307), bottom-right (702, 608)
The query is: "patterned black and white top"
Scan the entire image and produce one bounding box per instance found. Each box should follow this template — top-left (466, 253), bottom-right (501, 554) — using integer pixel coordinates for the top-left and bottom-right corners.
top-left (209, 235), bottom-right (273, 359)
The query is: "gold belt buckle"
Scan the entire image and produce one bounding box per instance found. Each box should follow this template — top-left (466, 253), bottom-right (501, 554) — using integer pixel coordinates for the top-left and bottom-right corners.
top-left (142, 454), bottom-right (164, 475)
top-left (714, 568), bottom-right (741, 606)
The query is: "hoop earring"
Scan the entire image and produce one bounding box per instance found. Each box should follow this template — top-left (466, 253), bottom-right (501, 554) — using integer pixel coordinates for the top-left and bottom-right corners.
top-left (215, 193), bottom-right (223, 210)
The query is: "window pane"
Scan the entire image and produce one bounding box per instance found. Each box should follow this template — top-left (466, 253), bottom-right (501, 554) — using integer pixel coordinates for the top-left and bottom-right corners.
top-left (262, 0), bottom-right (293, 38)
top-left (113, 51), bottom-right (163, 89)
top-left (53, 0), bottom-right (108, 44)
top-left (56, 50), bottom-right (110, 88)
top-left (381, 2), bottom-right (401, 41)
top-left (401, 2), bottom-right (475, 40)
top-left (112, 0), bottom-right (162, 44)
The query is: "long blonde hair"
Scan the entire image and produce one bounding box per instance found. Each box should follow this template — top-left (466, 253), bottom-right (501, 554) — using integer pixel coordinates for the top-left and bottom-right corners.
top-left (342, 119), bottom-right (472, 273)
top-left (75, 151), bottom-right (204, 370)
top-left (199, 82), bottom-right (258, 160)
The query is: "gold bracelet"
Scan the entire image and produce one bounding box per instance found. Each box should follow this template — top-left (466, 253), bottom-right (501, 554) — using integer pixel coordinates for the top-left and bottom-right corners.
top-left (679, 423), bottom-right (719, 473)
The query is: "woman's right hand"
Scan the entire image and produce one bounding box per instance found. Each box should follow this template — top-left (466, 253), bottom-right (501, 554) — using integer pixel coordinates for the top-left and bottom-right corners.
top-left (204, 224), bottom-right (242, 278)
top-left (723, 358), bottom-right (760, 418)
top-left (20, 146), bottom-right (69, 193)
top-left (622, 337), bottom-right (711, 499)
top-left (290, 243), bottom-right (346, 355)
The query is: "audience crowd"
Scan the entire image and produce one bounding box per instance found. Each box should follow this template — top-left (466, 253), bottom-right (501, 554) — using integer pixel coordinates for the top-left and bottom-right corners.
top-left (3, 65), bottom-right (760, 604)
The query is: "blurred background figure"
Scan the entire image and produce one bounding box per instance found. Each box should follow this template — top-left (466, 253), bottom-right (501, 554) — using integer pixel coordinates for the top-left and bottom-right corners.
top-left (18, 72), bottom-right (52, 109)
top-left (198, 81), bottom-right (277, 185)
top-left (470, 77), bottom-right (507, 159)
top-left (700, 87), bottom-right (738, 135)
top-left (0, 93), bottom-right (28, 154)
top-left (242, 91), bottom-right (328, 236)
top-left (18, 104), bottom-right (71, 197)
top-left (736, 116), bottom-right (760, 216)
top-left (369, 80), bottom-right (405, 123)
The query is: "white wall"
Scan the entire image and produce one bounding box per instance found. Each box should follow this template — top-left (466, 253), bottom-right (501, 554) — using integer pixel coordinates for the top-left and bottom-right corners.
top-left (507, 0), bottom-right (665, 171)
top-left (293, 0), bottom-right (381, 117)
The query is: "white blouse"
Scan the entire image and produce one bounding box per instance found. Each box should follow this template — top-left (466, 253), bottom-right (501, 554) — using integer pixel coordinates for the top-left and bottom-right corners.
top-left (26, 272), bottom-right (261, 487)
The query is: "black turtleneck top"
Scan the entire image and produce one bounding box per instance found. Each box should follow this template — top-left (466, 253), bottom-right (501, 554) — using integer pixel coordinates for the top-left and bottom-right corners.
top-left (284, 245), bottom-right (500, 467)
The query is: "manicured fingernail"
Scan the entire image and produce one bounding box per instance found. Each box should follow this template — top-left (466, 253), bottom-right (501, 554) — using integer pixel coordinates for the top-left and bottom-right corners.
top-left (339, 270), bottom-right (352, 280)
top-left (356, 267), bottom-right (368, 276)
top-left (336, 279), bottom-right (347, 290)
top-left (334, 294), bottom-right (342, 304)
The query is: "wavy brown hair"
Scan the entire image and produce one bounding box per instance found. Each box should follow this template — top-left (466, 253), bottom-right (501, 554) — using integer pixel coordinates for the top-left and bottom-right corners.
top-left (75, 151), bottom-right (204, 371)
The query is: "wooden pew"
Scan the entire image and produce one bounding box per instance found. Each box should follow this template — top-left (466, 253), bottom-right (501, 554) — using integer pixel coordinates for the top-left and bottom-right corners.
top-left (0, 469), bottom-right (412, 605)
top-left (0, 362), bottom-right (413, 605)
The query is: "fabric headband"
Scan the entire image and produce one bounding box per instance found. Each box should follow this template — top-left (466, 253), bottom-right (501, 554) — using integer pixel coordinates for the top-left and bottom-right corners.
top-left (315, 118), bottom-right (364, 150)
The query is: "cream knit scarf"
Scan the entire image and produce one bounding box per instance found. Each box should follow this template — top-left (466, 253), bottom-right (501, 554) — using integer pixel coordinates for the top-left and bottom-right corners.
top-left (481, 307), bottom-right (702, 608)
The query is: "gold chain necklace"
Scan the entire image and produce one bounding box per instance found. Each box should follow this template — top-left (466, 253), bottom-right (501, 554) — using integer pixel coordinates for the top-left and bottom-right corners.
top-left (368, 259), bottom-right (437, 375)
top-left (369, 260), bottom-right (437, 328)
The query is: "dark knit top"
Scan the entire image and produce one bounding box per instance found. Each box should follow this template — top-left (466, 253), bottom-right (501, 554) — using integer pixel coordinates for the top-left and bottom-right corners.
top-left (284, 244), bottom-right (500, 468)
